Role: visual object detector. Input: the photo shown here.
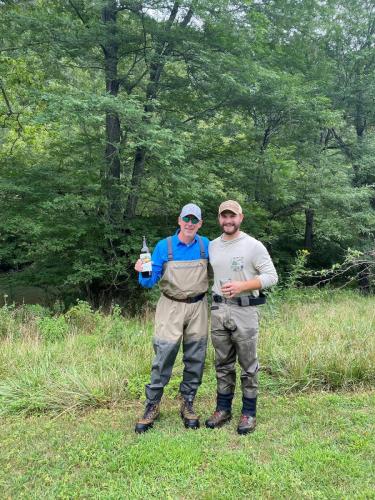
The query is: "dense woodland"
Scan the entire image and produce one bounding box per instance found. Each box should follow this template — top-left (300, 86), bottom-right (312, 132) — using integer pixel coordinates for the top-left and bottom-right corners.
top-left (1, 0), bottom-right (375, 308)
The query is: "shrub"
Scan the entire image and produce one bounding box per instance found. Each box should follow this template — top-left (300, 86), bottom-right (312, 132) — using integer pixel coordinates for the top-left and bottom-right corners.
top-left (102, 305), bottom-right (127, 346)
top-left (14, 304), bottom-right (51, 322)
top-left (37, 316), bottom-right (69, 342)
top-left (65, 300), bottom-right (99, 334)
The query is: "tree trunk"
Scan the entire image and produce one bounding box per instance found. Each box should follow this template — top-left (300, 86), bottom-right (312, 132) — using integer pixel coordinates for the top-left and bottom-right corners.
top-left (355, 87), bottom-right (366, 139)
top-left (102, 2), bottom-right (121, 222)
top-left (304, 208), bottom-right (314, 250)
top-left (125, 59), bottom-right (166, 218)
top-left (126, 145), bottom-right (146, 218)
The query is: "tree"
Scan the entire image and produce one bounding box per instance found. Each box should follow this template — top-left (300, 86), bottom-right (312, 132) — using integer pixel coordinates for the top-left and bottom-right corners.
top-left (1, 0), bottom-right (270, 305)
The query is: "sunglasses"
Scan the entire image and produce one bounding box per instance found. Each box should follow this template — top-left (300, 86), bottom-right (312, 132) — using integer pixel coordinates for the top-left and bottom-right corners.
top-left (182, 215), bottom-right (200, 224)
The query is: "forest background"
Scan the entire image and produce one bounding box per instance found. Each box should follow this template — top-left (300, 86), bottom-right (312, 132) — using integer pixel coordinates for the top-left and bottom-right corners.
top-left (1, 0), bottom-right (375, 310)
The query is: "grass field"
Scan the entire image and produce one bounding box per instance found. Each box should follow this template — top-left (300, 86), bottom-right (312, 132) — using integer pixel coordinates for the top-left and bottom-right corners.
top-left (1, 392), bottom-right (374, 498)
top-left (0, 290), bottom-right (374, 498)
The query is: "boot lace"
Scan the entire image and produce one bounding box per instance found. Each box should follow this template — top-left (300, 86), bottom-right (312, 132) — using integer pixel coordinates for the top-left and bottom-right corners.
top-left (143, 403), bottom-right (157, 419)
top-left (184, 400), bottom-right (196, 418)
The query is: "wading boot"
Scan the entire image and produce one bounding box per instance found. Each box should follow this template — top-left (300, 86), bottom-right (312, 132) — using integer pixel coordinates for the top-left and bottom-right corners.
top-left (180, 399), bottom-right (200, 429)
top-left (205, 410), bottom-right (232, 429)
top-left (135, 402), bottom-right (160, 434)
top-left (237, 415), bottom-right (256, 435)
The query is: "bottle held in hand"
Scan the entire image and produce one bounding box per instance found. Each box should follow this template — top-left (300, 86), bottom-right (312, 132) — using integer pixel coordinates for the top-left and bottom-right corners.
top-left (140, 236), bottom-right (152, 278)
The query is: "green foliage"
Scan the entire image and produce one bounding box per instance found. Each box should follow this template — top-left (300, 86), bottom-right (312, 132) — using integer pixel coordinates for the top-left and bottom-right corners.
top-left (301, 248), bottom-right (375, 292)
top-left (37, 316), bottom-right (69, 342)
top-left (101, 305), bottom-right (128, 346)
top-left (0, 304), bottom-right (16, 339)
top-left (18, 304), bottom-right (51, 320)
top-left (284, 249), bottom-right (310, 289)
top-left (1, 0), bottom-right (375, 306)
top-left (64, 300), bottom-right (99, 333)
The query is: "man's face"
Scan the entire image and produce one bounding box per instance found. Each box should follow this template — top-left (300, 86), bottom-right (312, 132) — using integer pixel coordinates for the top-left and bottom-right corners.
top-left (219, 210), bottom-right (243, 235)
top-left (178, 214), bottom-right (202, 239)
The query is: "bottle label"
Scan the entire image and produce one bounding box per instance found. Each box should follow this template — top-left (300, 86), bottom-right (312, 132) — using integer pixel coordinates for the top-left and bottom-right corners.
top-left (140, 252), bottom-right (152, 272)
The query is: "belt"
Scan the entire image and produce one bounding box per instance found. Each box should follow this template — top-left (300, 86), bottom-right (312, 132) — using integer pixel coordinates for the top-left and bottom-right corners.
top-left (213, 293), bottom-right (266, 306)
top-left (162, 292), bottom-right (206, 304)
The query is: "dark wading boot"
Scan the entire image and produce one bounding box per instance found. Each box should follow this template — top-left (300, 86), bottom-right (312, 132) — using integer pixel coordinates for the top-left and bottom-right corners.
top-left (237, 415), bottom-right (256, 435)
top-left (180, 399), bottom-right (200, 429)
top-left (135, 403), bottom-right (160, 434)
top-left (205, 410), bottom-right (232, 429)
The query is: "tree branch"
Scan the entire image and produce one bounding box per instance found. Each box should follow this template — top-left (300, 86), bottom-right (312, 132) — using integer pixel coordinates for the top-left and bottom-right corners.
top-left (123, 67), bottom-right (149, 94)
top-left (180, 7), bottom-right (193, 27)
top-left (68, 0), bottom-right (87, 25)
top-left (0, 42), bottom-right (47, 53)
top-left (0, 79), bottom-right (13, 115)
top-left (167, 1), bottom-right (180, 27)
top-left (182, 99), bottom-right (228, 123)
top-left (117, 1), bottom-right (143, 14)
top-left (330, 128), bottom-right (353, 160)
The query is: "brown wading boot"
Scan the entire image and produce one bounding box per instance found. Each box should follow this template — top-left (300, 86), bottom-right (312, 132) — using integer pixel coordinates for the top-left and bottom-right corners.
top-left (180, 399), bottom-right (200, 429)
top-left (135, 402), bottom-right (160, 434)
top-left (205, 410), bottom-right (232, 429)
top-left (237, 415), bottom-right (256, 435)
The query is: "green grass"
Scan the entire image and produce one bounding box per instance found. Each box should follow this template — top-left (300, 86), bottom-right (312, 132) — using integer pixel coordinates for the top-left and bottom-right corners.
top-left (0, 290), bottom-right (374, 416)
top-left (0, 290), bottom-right (374, 497)
top-left (1, 392), bottom-right (374, 498)
top-left (261, 290), bottom-right (375, 390)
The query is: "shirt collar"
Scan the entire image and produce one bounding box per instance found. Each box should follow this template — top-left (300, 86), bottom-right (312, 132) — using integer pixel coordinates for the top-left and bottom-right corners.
top-left (174, 229), bottom-right (198, 246)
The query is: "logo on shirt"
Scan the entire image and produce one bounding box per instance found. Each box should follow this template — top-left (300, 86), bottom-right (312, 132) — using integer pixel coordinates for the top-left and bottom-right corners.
top-left (231, 256), bottom-right (244, 271)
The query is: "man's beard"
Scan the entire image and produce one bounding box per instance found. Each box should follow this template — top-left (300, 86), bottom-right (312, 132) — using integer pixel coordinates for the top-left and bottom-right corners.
top-left (221, 222), bottom-right (240, 235)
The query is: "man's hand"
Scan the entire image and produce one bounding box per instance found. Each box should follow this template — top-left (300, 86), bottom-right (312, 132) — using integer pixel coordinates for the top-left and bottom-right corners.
top-left (134, 259), bottom-right (144, 273)
top-left (221, 280), bottom-right (245, 298)
top-left (221, 278), bottom-right (262, 297)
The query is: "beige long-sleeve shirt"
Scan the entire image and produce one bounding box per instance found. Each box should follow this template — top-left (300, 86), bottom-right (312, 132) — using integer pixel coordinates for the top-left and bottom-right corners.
top-left (209, 231), bottom-right (278, 297)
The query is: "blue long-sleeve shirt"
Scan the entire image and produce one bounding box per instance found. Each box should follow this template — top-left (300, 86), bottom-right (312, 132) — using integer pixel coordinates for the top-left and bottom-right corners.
top-left (138, 232), bottom-right (210, 288)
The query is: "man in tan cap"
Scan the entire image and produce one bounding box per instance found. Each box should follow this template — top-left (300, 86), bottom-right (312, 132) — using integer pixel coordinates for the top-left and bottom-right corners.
top-left (205, 200), bottom-right (278, 434)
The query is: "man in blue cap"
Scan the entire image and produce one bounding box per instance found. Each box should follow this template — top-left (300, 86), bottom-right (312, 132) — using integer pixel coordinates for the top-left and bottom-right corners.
top-left (134, 203), bottom-right (209, 433)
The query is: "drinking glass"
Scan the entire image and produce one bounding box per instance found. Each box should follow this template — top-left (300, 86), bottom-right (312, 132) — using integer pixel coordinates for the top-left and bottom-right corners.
top-left (220, 278), bottom-right (232, 298)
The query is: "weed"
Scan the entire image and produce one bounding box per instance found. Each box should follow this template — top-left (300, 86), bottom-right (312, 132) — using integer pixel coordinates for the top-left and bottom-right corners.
top-left (37, 316), bottom-right (69, 342)
top-left (65, 300), bottom-right (100, 334)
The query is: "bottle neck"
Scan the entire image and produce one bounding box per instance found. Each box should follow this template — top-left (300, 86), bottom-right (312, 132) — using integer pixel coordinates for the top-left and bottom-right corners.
top-left (142, 237), bottom-right (149, 253)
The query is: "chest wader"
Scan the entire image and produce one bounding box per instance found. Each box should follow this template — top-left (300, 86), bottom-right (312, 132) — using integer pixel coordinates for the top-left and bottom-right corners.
top-left (210, 299), bottom-right (260, 416)
top-left (145, 236), bottom-right (208, 405)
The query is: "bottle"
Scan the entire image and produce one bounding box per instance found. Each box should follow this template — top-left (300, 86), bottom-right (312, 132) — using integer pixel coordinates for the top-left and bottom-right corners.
top-left (140, 236), bottom-right (152, 278)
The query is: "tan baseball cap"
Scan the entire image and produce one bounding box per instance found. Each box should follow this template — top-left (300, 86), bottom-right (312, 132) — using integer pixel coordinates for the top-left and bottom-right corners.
top-left (218, 200), bottom-right (242, 215)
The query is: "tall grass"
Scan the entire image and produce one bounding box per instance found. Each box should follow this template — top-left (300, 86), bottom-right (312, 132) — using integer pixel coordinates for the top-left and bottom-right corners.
top-left (0, 290), bottom-right (374, 415)
top-left (261, 290), bottom-right (375, 391)
top-left (0, 302), bottom-right (155, 415)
